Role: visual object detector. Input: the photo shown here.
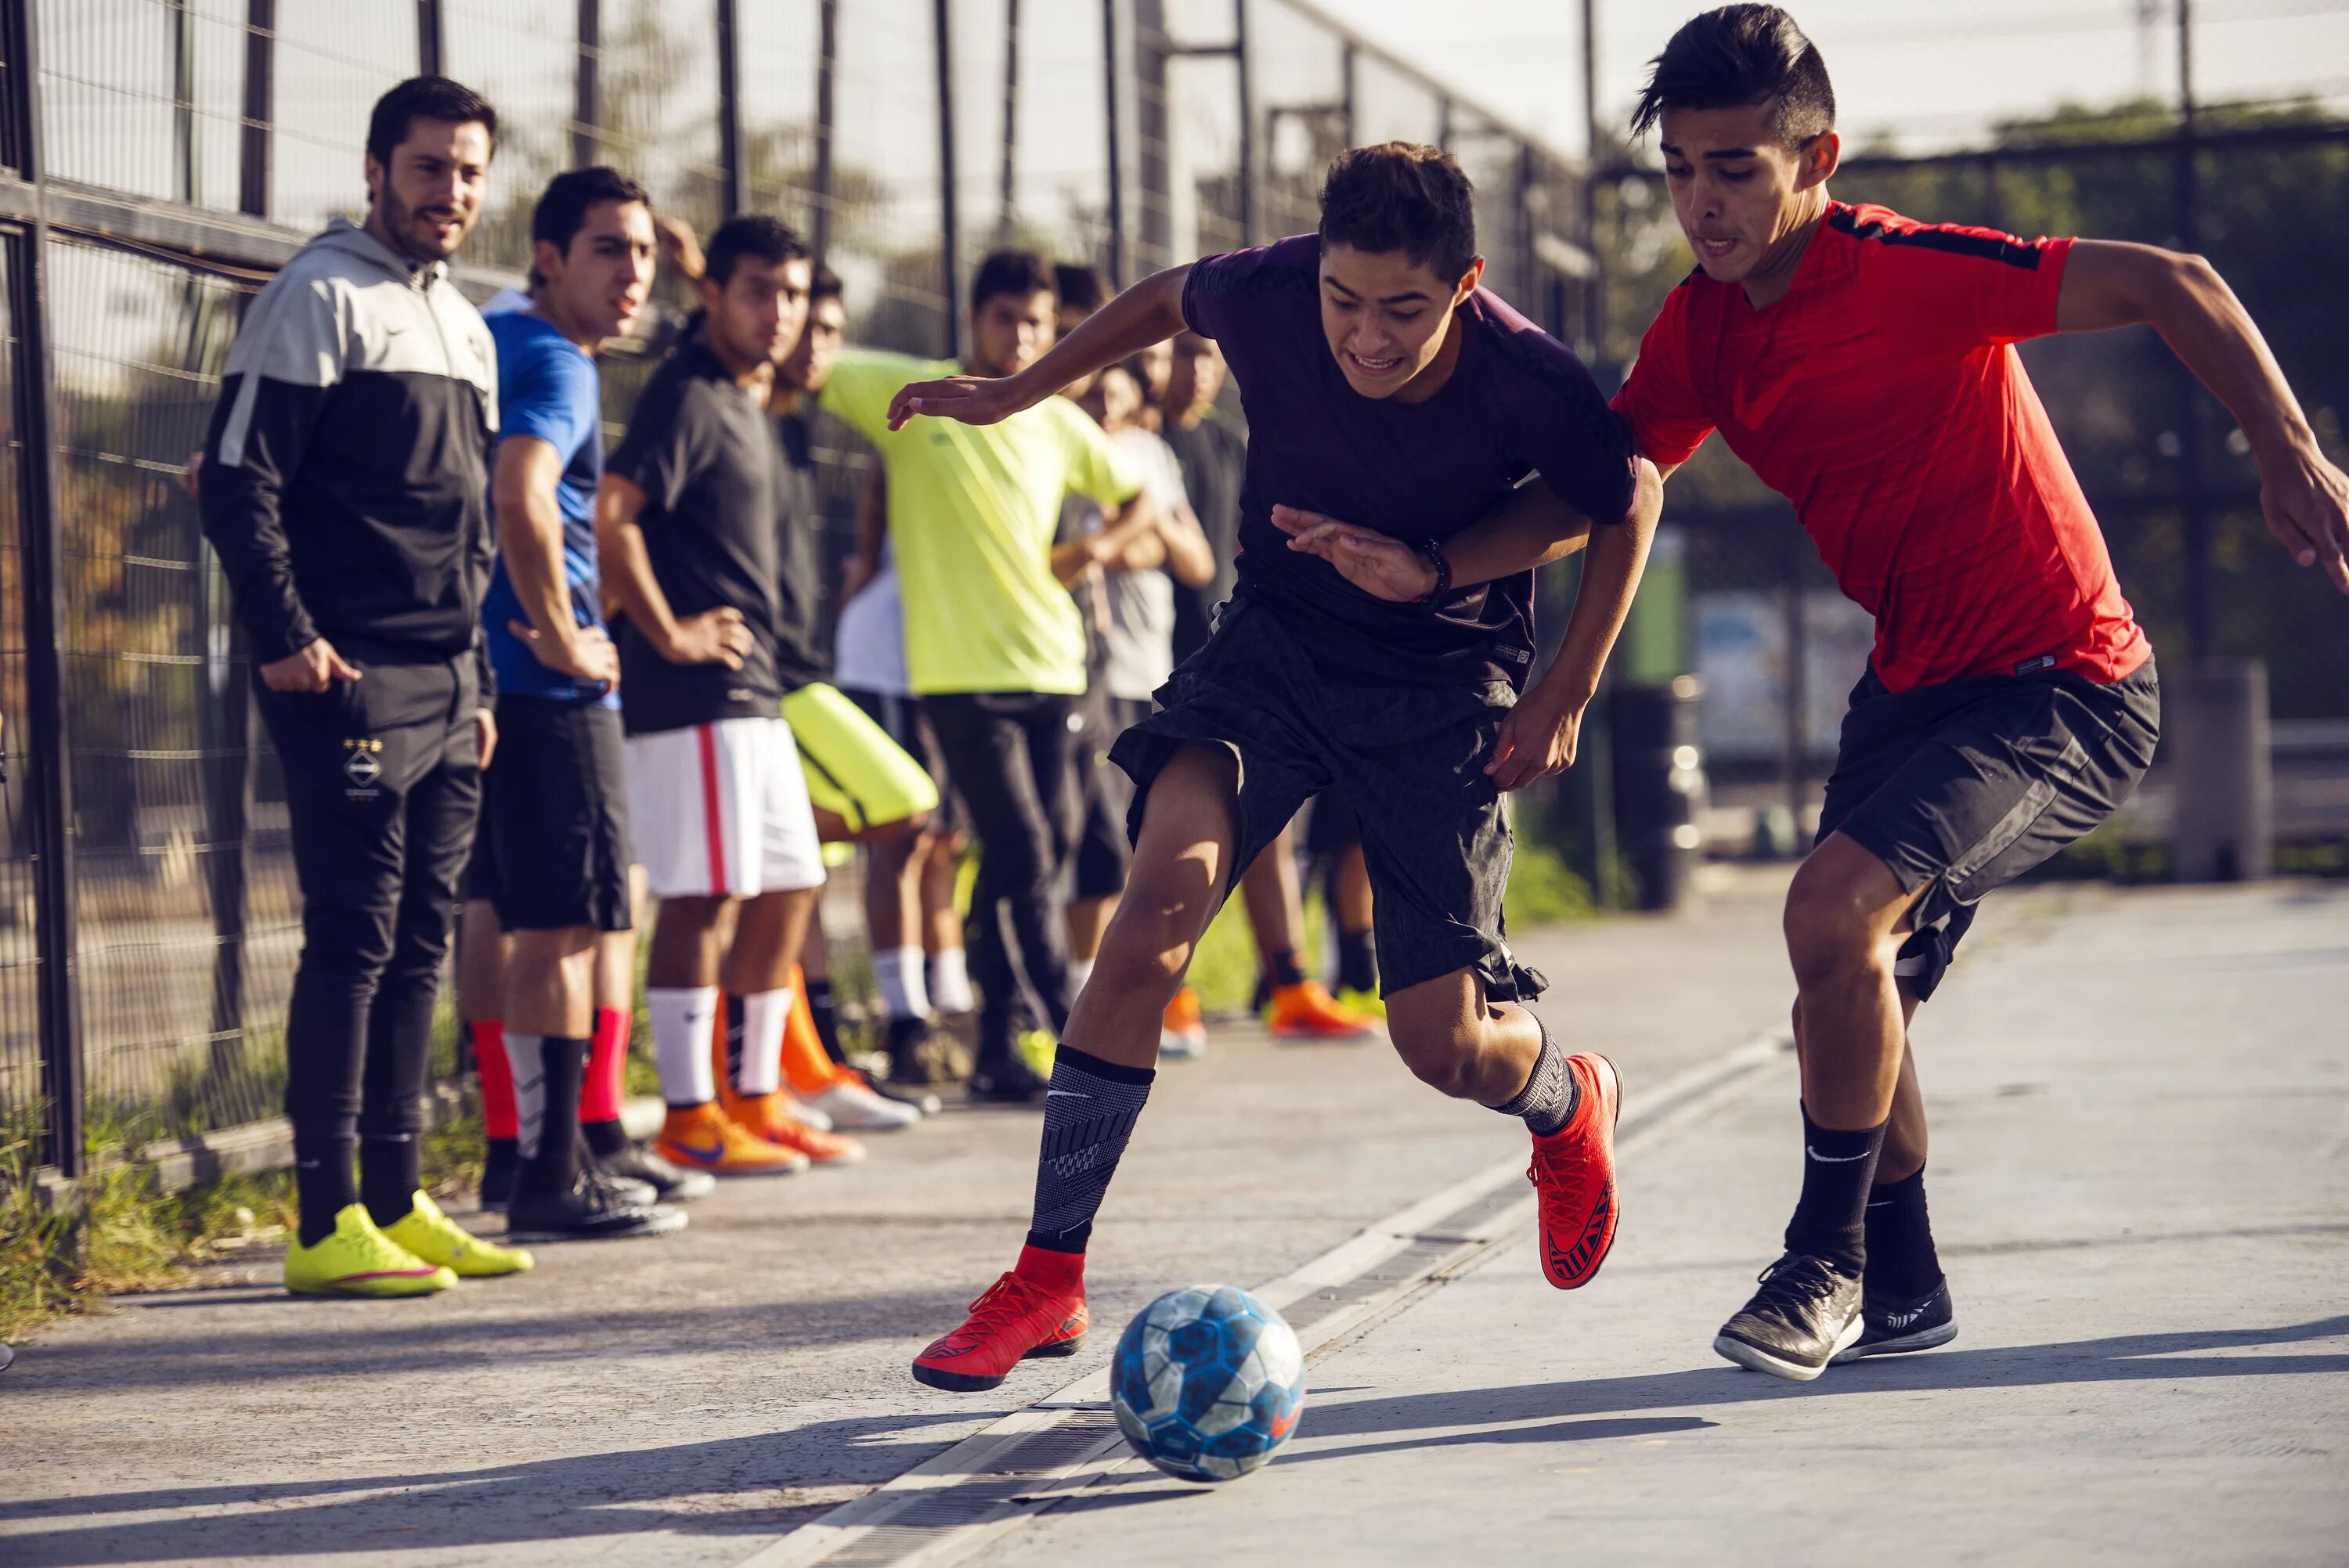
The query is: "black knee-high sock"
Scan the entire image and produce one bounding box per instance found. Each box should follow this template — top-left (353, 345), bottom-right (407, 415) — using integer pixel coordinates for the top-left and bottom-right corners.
top-left (805, 975), bottom-right (849, 1066)
top-left (294, 1126), bottom-right (359, 1247)
top-left (1024, 1045), bottom-right (1155, 1256)
top-left (1263, 946), bottom-right (1306, 991)
top-left (1864, 1165), bottom-right (1943, 1296)
top-left (1784, 1107), bottom-right (1885, 1274)
top-left (518, 1036), bottom-right (588, 1197)
top-left (359, 1132), bottom-right (420, 1229)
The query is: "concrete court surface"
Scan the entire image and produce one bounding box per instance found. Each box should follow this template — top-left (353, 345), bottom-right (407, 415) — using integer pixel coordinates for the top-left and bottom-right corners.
top-left (4, 871), bottom-right (2346, 1566)
top-left (991, 879), bottom-right (2349, 1568)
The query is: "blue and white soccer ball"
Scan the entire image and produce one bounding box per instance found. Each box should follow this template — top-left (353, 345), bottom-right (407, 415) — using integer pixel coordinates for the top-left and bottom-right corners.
top-left (1110, 1284), bottom-right (1306, 1483)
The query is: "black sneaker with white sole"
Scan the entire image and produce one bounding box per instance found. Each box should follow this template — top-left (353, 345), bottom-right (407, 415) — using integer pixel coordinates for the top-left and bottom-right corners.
top-left (1830, 1276), bottom-right (1958, 1364)
top-left (593, 1141), bottom-right (716, 1203)
top-left (1713, 1251), bottom-right (1864, 1382)
top-left (507, 1170), bottom-right (688, 1242)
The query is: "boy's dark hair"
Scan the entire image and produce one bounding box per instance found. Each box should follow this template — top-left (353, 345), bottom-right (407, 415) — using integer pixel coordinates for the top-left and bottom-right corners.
top-left (1053, 262), bottom-right (1106, 315)
top-left (530, 166), bottom-right (650, 261)
top-left (366, 76), bottom-right (499, 168)
top-left (703, 214), bottom-right (811, 288)
top-left (1630, 5), bottom-right (1835, 144)
top-left (1316, 142), bottom-right (1478, 281)
top-left (810, 265), bottom-right (845, 305)
top-left (972, 250), bottom-right (1055, 313)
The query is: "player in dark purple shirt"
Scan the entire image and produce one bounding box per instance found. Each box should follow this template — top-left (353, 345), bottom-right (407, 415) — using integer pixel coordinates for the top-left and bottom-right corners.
top-left (889, 142), bottom-right (1664, 1393)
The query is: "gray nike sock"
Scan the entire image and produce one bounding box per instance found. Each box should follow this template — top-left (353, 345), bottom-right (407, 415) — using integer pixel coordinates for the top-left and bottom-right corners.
top-left (1024, 1045), bottom-right (1156, 1254)
top-left (1496, 1015), bottom-right (1581, 1137)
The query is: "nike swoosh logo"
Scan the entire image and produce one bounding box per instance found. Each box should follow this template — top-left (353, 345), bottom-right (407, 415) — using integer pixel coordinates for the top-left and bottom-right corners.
top-left (669, 1139), bottom-right (726, 1163)
top-left (1806, 1148), bottom-right (1875, 1162)
top-left (1045, 1090), bottom-right (1090, 1100)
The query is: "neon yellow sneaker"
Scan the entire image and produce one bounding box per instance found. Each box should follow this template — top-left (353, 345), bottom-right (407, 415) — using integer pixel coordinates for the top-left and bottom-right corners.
top-left (1015, 1028), bottom-right (1058, 1080)
top-left (382, 1190), bottom-right (534, 1278)
top-left (283, 1204), bottom-right (456, 1298)
top-left (1335, 986), bottom-right (1388, 1021)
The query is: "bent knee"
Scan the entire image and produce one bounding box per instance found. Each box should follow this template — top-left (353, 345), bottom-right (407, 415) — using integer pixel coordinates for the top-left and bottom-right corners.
top-left (1783, 871), bottom-right (1900, 988)
top-left (1392, 1025), bottom-right (1485, 1100)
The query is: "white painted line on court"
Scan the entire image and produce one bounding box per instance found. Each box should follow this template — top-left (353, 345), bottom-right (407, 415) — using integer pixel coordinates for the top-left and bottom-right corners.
top-left (737, 1029), bottom-right (1792, 1568)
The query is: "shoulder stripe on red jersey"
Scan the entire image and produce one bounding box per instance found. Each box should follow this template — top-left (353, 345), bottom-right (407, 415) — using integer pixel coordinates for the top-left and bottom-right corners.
top-left (1828, 206), bottom-right (2042, 270)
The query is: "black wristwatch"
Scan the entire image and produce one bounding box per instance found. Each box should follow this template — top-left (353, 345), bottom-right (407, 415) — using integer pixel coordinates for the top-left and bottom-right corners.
top-left (1409, 539), bottom-right (1452, 607)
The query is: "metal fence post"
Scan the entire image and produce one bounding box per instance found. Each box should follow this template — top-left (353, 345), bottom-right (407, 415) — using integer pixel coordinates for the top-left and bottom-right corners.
top-left (1102, 0), bottom-right (1124, 285)
top-left (715, 0), bottom-right (742, 218)
top-left (813, 0), bottom-right (837, 264)
top-left (3, 0), bottom-right (86, 1177)
top-left (573, 0), bottom-right (599, 171)
top-left (417, 0), bottom-right (444, 77)
top-left (240, 0), bottom-right (273, 217)
top-left (934, 0), bottom-right (961, 360)
top-left (1234, 0), bottom-right (1255, 243)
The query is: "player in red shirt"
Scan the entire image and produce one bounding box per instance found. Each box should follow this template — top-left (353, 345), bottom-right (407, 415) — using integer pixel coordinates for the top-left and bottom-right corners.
top-left (1620, 5), bottom-right (2349, 1381)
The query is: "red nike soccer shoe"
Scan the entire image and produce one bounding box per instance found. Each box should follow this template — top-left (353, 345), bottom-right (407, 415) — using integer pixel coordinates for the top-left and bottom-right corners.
top-left (1528, 1052), bottom-right (1622, 1289)
top-left (911, 1249), bottom-right (1089, 1393)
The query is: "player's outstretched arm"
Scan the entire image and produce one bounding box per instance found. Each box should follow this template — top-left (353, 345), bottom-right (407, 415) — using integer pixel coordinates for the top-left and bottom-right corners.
top-left (886, 265), bottom-right (1192, 431)
top-left (1273, 476), bottom-right (1600, 600)
top-left (1486, 460), bottom-right (1663, 789)
top-left (2059, 240), bottom-right (2349, 593)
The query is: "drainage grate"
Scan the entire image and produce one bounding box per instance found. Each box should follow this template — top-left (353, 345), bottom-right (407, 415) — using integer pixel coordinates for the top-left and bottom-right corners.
top-left (1298, 1235), bottom-right (1461, 1316)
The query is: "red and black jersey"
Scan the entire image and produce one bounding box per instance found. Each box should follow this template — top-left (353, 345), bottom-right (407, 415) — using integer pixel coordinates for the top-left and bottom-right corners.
top-left (1613, 200), bottom-right (2149, 691)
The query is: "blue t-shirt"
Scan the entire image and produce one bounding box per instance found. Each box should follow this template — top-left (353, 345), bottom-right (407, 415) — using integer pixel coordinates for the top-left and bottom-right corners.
top-left (480, 309), bottom-right (612, 703)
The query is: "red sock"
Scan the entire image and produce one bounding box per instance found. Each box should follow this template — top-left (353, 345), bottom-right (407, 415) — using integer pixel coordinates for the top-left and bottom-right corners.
top-left (582, 1007), bottom-right (629, 1126)
top-left (1016, 1242), bottom-right (1085, 1295)
top-left (473, 1019), bottom-right (516, 1140)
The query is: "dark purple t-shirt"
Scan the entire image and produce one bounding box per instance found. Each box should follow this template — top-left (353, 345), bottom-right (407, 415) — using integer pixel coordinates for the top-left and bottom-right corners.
top-left (1180, 235), bottom-right (1638, 687)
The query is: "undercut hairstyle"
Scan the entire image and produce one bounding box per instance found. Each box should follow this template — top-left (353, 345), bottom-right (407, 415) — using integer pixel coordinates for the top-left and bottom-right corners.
top-left (972, 249), bottom-right (1055, 313)
top-left (1054, 262), bottom-right (1107, 315)
top-left (530, 167), bottom-right (650, 260)
top-left (810, 265), bottom-right (845, 305)
top-left (366, 76), bottom-right (499, 167)
top-left (1630, 5), bottom-right (1836, 145)
top-left (1316, 142), bottom-right (1478, 282)
top-left (703, 214), bottom-right (811, 288)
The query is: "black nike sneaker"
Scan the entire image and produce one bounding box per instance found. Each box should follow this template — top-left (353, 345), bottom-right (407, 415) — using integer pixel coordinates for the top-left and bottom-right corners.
top-left (1831, 1276), bottom-right (1958, 1364)
top-left (965, 1051), bottom-right (1050, 1105)
top-left (507, 1170), bottom-right (687, 1242)
top-left (1713, 1251), bottom-right (1864, 1382)
top-left (593, 1141), bottom-right (716, 1203)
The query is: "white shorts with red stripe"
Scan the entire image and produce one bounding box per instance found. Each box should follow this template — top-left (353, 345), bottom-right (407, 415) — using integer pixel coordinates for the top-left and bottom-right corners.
top-left (624, 716), bottom-right (826, 899)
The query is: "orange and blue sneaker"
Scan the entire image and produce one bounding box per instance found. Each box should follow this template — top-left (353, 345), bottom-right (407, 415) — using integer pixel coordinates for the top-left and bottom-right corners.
top-left (1160, 986), bottom-right (1207, 1059)
top-left (1265, 979), bottom-right (1380, 1041)
top-left (911, 1248), bottom-right (1089, 1393)
top-left (731, 1090), bottom-right (868, 1166)
top-left (1528, 1053), bottom-right (1622, 1289)
top-left (655, 1101), bottom-right (809, 1177)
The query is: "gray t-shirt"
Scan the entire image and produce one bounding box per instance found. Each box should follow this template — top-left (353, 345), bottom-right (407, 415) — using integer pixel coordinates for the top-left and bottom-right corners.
top-left (1099, 428), bottom-right (1190, 702)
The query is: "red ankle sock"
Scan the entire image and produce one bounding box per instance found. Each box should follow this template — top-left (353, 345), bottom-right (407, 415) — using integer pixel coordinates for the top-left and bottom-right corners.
top-left (472, 1019), bottom-right (516, 1139)
top-left (1016, 1242), bottom-right (1085, 1295)
top-left (583, 1007), bottom-right (629, 1126)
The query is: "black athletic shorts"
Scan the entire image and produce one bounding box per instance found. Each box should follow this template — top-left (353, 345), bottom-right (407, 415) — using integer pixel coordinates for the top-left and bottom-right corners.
top-left (1817, 654), bottom-right (2160, 1000)
top-left (1305, 781), bottom-right (1363, 860)
top-left (845, 686), bottom-right (964, 834)
top-left (1110, 597), bottom-right (1543, 1002)
top-left (1075, 695), bottom-right (1147, 901)
top-left (464, 795), bottom-right (500, 906)
top-left (484, 694), bottom-right (633, 932)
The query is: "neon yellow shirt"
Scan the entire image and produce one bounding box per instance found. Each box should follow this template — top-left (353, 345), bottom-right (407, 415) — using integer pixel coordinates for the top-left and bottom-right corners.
top-left (822, 350), bottom-right (1143, 696)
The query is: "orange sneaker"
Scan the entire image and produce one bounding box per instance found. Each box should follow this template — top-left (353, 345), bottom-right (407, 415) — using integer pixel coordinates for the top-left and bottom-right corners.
top-left (1265, 979), bottom-right (1379, 1041)
top-left (1528, 1054), bottom-right (1622, 1289)
top-left (655, 1101), bottom-right (810, 1177)
top-left (1160, 986), bottom-right (1207, 1059)
top-left (911, 1247), bottom-right (1089, 1393)
top-left (732, 1090), bottom-right (868, 1166)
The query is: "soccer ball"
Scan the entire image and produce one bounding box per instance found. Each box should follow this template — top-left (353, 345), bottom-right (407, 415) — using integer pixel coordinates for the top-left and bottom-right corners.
top-left (1110, 1284), bottom-right (1306, 1483)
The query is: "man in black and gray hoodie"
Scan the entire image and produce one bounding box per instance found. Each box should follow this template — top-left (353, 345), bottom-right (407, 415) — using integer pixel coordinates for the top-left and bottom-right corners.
top-left (200, 75), bottom-right (530, 1296)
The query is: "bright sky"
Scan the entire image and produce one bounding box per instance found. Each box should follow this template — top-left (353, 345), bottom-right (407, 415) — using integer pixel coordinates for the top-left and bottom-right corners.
top-left (1329, 0), bottom-right (2349, 157)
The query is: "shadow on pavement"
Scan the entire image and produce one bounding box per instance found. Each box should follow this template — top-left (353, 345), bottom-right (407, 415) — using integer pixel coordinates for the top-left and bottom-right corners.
top-left (1279, 1414), bottom-right (1716, 1465)
top-left (1301, 1315), bottom-right (2349, 1441)
top-left (0, 1412), bottom-right (990, 1566)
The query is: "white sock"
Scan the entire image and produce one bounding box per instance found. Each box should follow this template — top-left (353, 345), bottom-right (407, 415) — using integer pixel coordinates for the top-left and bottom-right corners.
top-left (931, 946), bottom-right (974, 1015)
top-left (648, 986), bottom-right (719, 1107)
top-left (873, 945), bottom-right (929, 1020)
top-left (505, 1032), bottom-right (546, 1159)
top-left (737, 988), bottom-right (793, 1096)
top-left (1069, 957), bottom-right (1095, 996)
